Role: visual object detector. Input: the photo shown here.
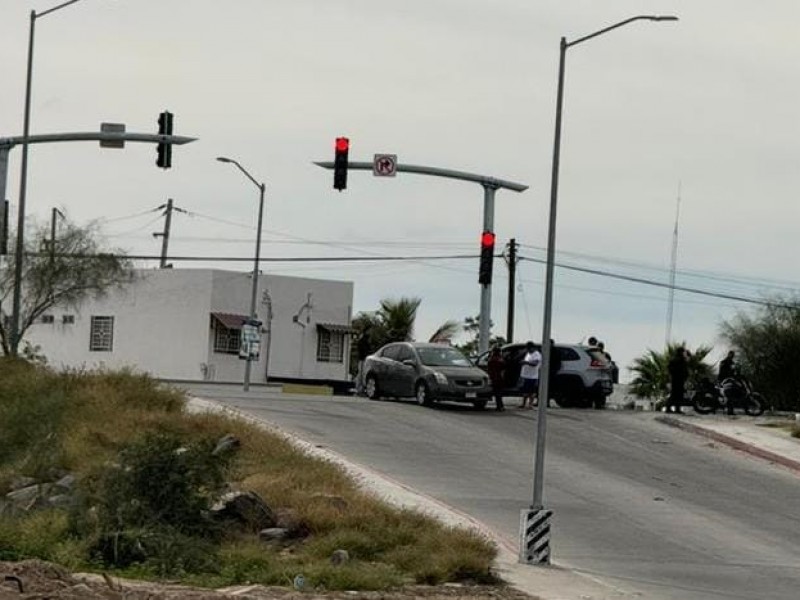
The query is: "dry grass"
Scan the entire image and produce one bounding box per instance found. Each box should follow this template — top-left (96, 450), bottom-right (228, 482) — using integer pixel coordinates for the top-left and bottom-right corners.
top-left (0, 359), bottom-right (498, 590)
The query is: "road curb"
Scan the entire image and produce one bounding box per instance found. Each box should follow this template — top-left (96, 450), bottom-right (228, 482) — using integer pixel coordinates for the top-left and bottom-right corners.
top-left (655, 415), bottom-right (800, 475)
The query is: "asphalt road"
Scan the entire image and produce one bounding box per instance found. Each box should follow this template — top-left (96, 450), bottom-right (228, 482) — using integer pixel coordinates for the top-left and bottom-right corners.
top-left (179, 384), bottom-right (800, 600)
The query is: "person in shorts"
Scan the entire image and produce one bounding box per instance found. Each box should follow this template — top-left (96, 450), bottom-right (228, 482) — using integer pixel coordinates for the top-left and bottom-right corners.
top-left (519, 341), bottom-right (541, 409)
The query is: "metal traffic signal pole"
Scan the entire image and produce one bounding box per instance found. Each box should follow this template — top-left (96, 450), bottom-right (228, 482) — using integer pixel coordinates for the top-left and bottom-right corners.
top-left (520, 15), bottom-right (678, 567)
top-left (314, 159), bottom-right (527, 355)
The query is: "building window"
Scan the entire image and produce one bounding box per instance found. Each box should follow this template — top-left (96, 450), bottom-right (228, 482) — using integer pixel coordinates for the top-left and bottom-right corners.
top-left (214, 324), bottom-right (241, 355)
top-left (41, 314), bottom-right (55, 324)
top-left (90, 316), bottom-right (114, 352)
top-left (317, 328), bottom-right (345, 363)
top-left (62, 315), bottom-right (75, 325)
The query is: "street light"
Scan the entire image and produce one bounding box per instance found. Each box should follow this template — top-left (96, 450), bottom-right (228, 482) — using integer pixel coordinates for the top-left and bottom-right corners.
top-left (216, 156), bottom-right (266, 392)
top-left (11, 0), bottom-right (90, 355)
top-left (523, 14), bottom-right (678, 565)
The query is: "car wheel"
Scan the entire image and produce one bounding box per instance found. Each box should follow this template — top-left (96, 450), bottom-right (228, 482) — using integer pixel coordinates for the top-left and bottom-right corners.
top-left (592, 396), bottom-right (607, 410)
top-left (472, 399), bottom-right (488, 410)
top-left (365, 375), bottom-right (381, 400)
top-left (415, 381), bottom-right (433, 406)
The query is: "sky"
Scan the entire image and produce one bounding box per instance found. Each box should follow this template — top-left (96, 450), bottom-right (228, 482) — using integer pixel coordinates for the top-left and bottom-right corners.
top-left (1, 0), bottom-right (799, 381)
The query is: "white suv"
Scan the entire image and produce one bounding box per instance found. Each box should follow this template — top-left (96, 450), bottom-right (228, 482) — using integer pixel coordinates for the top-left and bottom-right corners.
top-left (475, 342), bottom-right (614, 408)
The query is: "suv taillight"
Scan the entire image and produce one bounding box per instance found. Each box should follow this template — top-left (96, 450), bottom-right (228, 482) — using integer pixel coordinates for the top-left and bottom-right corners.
top-left (590, 359), bottom-right (604, 368)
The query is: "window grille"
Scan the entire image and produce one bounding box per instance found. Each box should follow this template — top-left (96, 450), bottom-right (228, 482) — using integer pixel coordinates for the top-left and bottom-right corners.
top-left (90, 316), bottom-right (114, 352)
top-left (317, 329), bottom-right (344, 363)
top-left (214, 324), bottom-right (241, 355)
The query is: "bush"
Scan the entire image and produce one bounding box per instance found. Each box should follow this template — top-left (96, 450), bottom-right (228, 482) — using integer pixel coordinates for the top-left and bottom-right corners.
top-left (721, 300), bottom-right (800, 411)
top-left (78, 431), bottom-right (233, 572)
top-left (0, 359), bottom-right (66, 477)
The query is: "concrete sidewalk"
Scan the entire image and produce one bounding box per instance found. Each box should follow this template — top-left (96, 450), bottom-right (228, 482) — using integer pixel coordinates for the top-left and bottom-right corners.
top-left (655, 412), bottom-right (800, 475)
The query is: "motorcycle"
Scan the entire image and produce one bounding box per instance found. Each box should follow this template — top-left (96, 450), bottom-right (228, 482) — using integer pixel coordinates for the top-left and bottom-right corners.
top-left (692, 376), bottom-right (765, 416)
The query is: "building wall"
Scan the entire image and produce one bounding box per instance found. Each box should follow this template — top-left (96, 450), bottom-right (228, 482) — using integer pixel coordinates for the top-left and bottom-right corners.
top-left (28, 270), bottom-right (212, 379)
top-left (27, 268), bottom-right (354, 384)
top-left (258, 273), bottom-right (353, 382)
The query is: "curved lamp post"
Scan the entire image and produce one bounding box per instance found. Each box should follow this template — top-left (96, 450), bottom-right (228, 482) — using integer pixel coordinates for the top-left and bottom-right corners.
top-left (11, 0), bottom-right (89, 354)
top-left (217, 156), bottom-right (266, 392)
top-left (523, 14), bottom-right (678, 565)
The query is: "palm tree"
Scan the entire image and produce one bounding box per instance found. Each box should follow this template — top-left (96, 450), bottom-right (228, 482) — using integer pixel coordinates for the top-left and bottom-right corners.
top-left (428, 320), bottom-right (461, 344)
top-left (376, 297), bottom-right (422, 344)
top-left (629, 343), bottom-right (713, 399)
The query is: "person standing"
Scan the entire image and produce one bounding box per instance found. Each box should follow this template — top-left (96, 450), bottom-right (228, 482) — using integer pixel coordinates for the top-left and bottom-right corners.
top-left (519, 341), bottom-right (542, 409)
top-left (598, 341), bottom-right (619, 384)
top-left (355, 329), bottom-right (372, 396)
top-left (667, 346), bottom-right (688, 414)
top-left (487, 347), bottom-right (506, 412)
top-left (545, 339), bottom-right (562, 408)
top-left (718, 350), bottom-right (736, 382)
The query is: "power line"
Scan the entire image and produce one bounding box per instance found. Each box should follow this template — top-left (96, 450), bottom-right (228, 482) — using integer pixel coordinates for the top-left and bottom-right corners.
top-left (518, 254), bottom-right (797, 309)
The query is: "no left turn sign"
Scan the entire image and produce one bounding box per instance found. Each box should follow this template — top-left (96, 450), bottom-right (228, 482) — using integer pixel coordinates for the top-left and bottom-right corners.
top-left (373, 154), bottom-right (398, 177)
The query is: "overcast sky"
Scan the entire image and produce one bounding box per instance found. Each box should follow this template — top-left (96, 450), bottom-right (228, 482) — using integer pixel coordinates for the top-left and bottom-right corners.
top-left (2, 0), bottom-right (799, 379)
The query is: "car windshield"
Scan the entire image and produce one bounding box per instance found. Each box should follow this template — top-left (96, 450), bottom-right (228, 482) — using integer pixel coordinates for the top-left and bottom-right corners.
top-left (417, 347), bottom-right (472, 367)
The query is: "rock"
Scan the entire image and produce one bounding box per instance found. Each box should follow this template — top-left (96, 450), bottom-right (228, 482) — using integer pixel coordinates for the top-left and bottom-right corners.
top-left (258, 527), bottom-right (290, 542)
top-left (330, 549), bottom-right (350, 566)
top-left (54, 474), bottom-right (76, 492)
top-left (47, 494), bottom-right (75, 509)
top-left (8, 476), bottom-right (36, 492)
top-left (211, 491), bottom-right (276, 531)
top-left (212, 434), bottom-right (241, 456)
top-left (292, 574), bottom-right (306, 591)
top-left (6, 484), bottom-right (52, 510)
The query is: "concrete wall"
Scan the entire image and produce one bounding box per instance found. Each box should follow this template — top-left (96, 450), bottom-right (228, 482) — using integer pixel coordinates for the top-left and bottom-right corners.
top-left (26, 268), bottom-right (354, 384)
top-left (28, 270), bottom-right (211, 379)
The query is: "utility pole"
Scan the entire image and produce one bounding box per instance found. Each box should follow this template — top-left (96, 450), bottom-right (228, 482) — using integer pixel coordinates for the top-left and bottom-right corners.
top-left (49, 207), bottom-right (64, 266)
top-left (152, 199), bottom-right (186, 269)
top-left (665, 184), bottom-right (681, 348)
top-left (506, 238), bottom-right (517, 343)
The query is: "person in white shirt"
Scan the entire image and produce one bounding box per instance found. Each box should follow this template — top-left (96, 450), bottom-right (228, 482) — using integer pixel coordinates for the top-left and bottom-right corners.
top-left (519, 341), bottom-right (542, 409)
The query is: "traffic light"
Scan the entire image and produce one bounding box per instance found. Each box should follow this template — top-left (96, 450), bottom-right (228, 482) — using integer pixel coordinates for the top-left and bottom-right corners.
top-left (333, 137), bottom-right (349, 191)
top-left (478, 230), bottom-right (495, 285)
top-left (156, 111), bottom-right (174, 169)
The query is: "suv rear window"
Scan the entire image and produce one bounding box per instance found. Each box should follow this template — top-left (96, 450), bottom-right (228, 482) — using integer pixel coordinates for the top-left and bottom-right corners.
top-left (559, 347), bottom-right (580, 361)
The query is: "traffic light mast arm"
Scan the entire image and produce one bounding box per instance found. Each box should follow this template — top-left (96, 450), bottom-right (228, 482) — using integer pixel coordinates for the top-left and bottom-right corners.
top-left (314, 160), bottom-right (528, 193)
top-left (0, 132), bottom-right (196, 147)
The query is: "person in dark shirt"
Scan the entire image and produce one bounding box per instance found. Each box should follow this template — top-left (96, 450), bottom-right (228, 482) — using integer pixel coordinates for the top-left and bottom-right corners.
top-left (487, 347), bottom-right (506, 412)
top-left (718, 351), bottom-right (736, 382)
top-left (545, 339), bottom-right (562, 408)
top-left (355, 329), bottom-right (372, 395)
top-left (667, 346), bottom-right (688, 414)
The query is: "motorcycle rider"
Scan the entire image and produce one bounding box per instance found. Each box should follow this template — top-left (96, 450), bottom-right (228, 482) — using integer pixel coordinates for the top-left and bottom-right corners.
top-left (718, 350), bottom-right (736, 382)
top-left (718, 351), bottom-right (738, 416)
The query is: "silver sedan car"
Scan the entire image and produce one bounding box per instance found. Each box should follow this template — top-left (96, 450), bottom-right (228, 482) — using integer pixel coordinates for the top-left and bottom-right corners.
top-left (363, 342), bottom-right (491, 408)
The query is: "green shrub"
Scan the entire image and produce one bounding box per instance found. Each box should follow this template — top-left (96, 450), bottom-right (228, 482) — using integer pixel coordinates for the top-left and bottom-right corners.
top-left (77, 431), bottom-right (233, 572)
top-left (0, 359), bottom-right (66, 476)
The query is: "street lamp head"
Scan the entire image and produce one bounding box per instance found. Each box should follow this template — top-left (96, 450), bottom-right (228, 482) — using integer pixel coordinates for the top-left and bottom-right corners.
top-left (216, 156), bottom-right (233, 163)
top-left (650, 15), bottom-right (679, 21)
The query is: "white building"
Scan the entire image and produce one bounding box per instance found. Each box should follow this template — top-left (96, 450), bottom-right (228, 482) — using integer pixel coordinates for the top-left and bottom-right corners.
top-left (27, 268), bottom-right (355, 387)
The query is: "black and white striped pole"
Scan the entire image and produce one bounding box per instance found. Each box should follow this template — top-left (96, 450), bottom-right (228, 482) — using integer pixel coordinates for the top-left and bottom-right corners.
top-left (520, 15), bottom-right (678, 566)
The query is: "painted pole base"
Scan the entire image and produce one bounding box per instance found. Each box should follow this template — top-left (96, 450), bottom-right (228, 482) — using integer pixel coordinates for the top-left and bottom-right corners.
top-left (519, 507), bottom-right (553, 565)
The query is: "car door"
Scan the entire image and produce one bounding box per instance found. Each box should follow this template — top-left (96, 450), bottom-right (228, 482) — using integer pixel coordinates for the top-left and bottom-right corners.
top-left (378, 344), bottom-right (402, 396)
top-left (393, 344), bottom-right (418, 397)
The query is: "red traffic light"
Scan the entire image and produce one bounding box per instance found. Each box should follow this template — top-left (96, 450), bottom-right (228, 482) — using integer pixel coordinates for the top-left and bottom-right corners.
top-left (335, 137), bottom-right (350, 152)
top-left (480, 231), bottom-right (496, 248)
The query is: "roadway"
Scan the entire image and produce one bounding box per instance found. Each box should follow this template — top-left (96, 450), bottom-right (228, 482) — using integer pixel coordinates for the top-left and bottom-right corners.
top-left (178, 384), bottom-right (800, 600)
